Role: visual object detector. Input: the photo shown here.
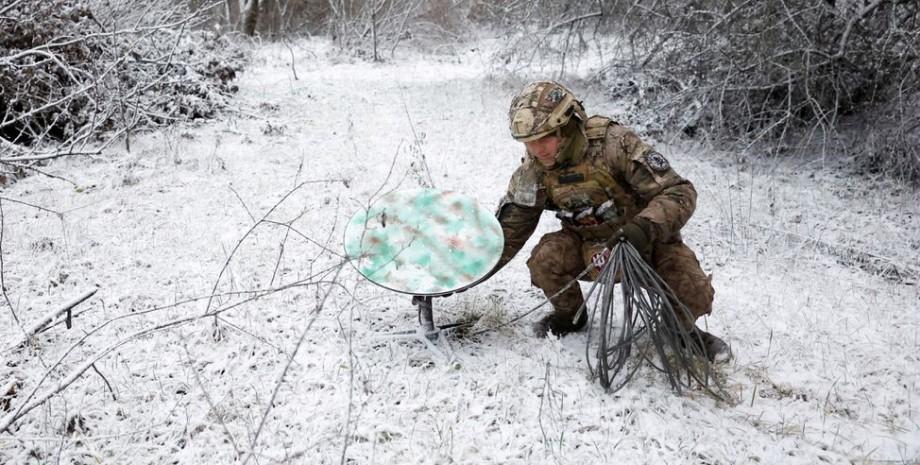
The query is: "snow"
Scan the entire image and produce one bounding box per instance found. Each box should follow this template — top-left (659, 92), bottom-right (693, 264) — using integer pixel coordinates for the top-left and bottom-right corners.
top-left (1, 37), bottom-right (919, 464)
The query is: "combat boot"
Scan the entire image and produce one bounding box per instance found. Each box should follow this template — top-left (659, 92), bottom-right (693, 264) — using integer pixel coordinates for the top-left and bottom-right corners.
top-left (533, 311), bottom-right (587, 338)
top-left (689, 328), bottom-right (732, 363)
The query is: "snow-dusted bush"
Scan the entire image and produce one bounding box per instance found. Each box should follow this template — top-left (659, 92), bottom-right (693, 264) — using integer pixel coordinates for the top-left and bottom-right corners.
top-left (596, 0), bottom-right (920, 184)
top-left (0, 0), bottom-right (245, 164)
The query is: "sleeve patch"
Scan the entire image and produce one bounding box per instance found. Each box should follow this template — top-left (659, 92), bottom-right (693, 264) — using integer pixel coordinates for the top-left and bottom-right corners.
top-left (645, 151), bottom-right (670, 172)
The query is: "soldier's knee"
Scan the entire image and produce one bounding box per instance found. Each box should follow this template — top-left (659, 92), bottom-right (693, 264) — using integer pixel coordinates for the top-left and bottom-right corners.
top-left (527, 250), bottom-right (556, 282)
top-left (527, 244), bottom-right (568, 283)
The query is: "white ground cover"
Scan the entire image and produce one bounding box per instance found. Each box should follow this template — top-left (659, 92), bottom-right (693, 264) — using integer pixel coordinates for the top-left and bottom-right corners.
top-left (1, 38), bottom-right (918, 464)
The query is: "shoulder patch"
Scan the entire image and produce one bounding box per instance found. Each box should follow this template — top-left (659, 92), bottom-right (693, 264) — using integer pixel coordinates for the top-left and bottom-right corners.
top-left (645, 151), bottom-right (670, 172)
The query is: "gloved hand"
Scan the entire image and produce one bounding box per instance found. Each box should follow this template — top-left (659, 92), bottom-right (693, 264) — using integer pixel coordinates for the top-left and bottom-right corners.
top-left (605, 220), bottom-right (653, 259)
top-left (591, 220), bottom-right (654, 270)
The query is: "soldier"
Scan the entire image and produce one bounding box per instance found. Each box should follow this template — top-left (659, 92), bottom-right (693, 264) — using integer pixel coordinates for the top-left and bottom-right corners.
top-left (493, 81), bottom-right (730, 362)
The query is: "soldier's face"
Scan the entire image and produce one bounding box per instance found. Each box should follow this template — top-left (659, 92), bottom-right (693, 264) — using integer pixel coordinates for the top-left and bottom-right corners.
top-left (524, 134), bottom-right (562, 168)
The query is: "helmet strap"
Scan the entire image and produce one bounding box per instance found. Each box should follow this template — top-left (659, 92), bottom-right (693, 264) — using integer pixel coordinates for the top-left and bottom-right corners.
top-left (552, 119), bottom-right (587, 167)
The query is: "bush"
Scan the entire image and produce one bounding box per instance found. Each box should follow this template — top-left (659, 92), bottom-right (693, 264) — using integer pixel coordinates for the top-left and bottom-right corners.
top-left (596, 0), bottom-right (920, 184)
top-left (0, 0), bottom-right (245, 161)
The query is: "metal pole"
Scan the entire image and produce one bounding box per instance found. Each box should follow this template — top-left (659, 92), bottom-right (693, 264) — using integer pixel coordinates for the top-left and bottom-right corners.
top-left (412, 295), bottom-right (435, 334)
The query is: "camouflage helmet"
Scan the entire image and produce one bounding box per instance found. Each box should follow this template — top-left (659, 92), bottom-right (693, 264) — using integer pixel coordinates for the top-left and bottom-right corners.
top-left (509, 81), bottom-right (586, 142)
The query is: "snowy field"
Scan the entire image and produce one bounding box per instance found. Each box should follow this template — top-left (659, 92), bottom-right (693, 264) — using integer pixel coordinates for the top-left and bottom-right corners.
top-left (1, 39), bottom-right (919, 464)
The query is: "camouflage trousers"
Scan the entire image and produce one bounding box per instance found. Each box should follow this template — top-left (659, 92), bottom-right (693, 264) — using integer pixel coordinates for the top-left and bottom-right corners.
top-left (526, 228), bottom-right (714, 327)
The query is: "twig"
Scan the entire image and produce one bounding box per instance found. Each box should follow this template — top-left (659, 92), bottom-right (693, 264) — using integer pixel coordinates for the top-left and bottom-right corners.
top-left (830, 0), bottom-right (886, 60)
top-left (0, 312), bottom-right (203, 434)
top-left (282, 39), bottom-right (299, 80)
top-left (0, 255), bottom-right (352, 433)
top-left (229, 185), bottom-right (256, 222)
top-left (0, 260), bottom-right (348, 357)
top-left (0, 0), bottom-right (24, 16)
top-left (337, 297), bottom-right (356, 465)
top-left (0, 197), bottom-right (63, 218)
top-left (262, 220), bottom-right (345, 259)
top-left (400, 101), bottom-right (434, 188)
top-left (89, 364), bottom-right (116, 401)
top-left (11, 164), bottom-right (78, 187)
top-left (242, 263), bottom-right (346, 465)
top-left (181, 340), bottom-right (241, 457)
top-left (215, 315), bottom-right (288, 355)
top-left (268, 217), bottom-right (295, 287)
top-left (204, 180), bottom-right (346, 315)
top-left (0, 199), bottom-right (22, 329)
top-left (538, 362), bottom-right (551, 452)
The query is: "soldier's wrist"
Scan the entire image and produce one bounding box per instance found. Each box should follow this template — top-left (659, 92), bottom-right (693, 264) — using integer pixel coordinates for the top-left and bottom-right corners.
top-left (629, 218), bottom-right (654, 245)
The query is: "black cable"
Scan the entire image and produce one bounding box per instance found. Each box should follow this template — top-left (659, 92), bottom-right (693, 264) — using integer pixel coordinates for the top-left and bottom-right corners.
top-left (582, 241), bottom-right (726, 399)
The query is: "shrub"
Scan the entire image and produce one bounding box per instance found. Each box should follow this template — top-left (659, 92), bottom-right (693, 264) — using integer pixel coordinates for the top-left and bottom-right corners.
top-left (597, 0), bottom-right (920, 184)
top-left (0, 0), bottom-right (245, 161)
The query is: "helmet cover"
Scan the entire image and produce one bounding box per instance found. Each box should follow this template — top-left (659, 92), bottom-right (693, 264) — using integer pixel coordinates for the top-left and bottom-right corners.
top-left (508, 81), bottom-right (586, 142)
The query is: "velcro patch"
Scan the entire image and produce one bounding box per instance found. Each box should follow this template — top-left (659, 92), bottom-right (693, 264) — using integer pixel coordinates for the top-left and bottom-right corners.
top-left (546, 87), bottom-right (565, 104)
top-left (558, 173), bottom-right (585, 184)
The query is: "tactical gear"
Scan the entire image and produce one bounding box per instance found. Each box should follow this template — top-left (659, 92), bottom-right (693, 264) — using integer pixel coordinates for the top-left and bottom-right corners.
top-left (533, 310), bottom-right (588, 338)
top-left (509, 82), bottom-right (588, 167)
top-left (527, 228), bottom-right (715, 326)
top-left (496, 83), bottom-right (715, 335)
top-left (509, 81), bottom-right (586, 142)
top-left (542, 117), bottom-right (641, 219)
top-left (592, 220), bottom-right (651, 270)
top-left (550, 119), bottom-right (588, 167)
top-left (496, 114), bottom-right (697, 267)
top-left (606, 220), bottom-right (652, 259)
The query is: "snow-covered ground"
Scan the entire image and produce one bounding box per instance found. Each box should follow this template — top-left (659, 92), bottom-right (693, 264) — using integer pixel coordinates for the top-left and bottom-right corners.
top-left (1, 39), bottom-right (919, 464)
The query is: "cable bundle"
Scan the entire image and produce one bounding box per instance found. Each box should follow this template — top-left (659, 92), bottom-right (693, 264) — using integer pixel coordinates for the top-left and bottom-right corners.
top-left (578, 242), bottom-right (725, 398)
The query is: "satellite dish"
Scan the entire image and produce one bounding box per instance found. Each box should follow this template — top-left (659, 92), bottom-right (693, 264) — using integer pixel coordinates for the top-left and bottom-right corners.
top-left (344, 188), bottom-right (504, 296)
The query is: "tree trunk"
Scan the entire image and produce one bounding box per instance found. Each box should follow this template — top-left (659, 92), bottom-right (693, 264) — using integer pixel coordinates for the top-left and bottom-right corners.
top-left (242, 0), bottom-right (259, 36)
top-left (224, 0), bottom-right (240, 29)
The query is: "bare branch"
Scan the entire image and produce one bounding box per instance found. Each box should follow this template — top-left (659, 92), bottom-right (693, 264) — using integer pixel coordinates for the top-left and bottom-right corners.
top-left (241, 263), bottom-right (345, 465)
top-left (14, 288), bottom-right (99, 348)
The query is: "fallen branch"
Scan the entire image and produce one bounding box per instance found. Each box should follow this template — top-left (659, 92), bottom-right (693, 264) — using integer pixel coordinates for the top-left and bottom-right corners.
top-left (0, 151), bottom-right (103, 165)
top-left (16, 288), bottom-right (98, 347)
top-left (0, 261), bottom-right (350, 434)
top-left (0, 196), bottom-right (63, 219)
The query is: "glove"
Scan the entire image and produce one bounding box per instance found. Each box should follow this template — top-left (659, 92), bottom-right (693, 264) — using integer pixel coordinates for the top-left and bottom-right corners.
top-left (606, 220), bottom-right (653, 259)
top-left (592, 220), bottom-right (654, 270)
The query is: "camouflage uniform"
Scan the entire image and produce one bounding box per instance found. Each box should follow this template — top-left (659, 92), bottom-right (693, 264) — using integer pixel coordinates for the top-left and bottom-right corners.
top-left (496, 83), bottom-right (714, 331)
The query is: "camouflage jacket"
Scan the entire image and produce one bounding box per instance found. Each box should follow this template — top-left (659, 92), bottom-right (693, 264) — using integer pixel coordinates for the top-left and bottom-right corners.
top-left (494, 116), bottom-right (697, 270)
